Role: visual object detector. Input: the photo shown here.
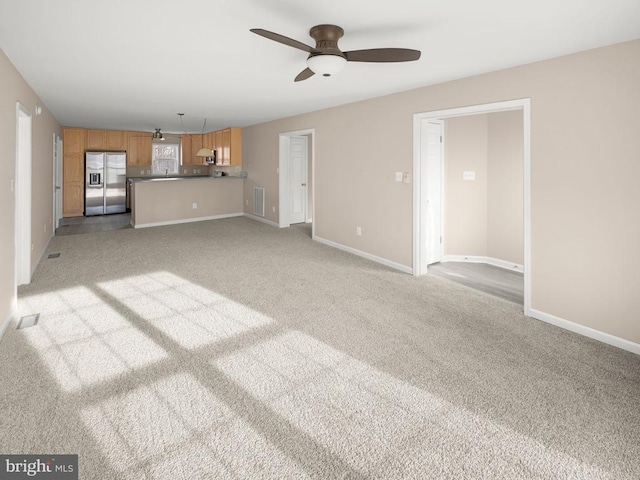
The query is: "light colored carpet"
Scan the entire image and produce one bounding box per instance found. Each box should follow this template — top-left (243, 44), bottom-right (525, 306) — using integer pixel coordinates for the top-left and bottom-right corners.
top-left (1, 217), bottom-right (638, 479)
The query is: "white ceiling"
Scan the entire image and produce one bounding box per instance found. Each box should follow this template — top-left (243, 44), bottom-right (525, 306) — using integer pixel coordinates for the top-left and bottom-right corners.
top-left (1, 0), bottom-right (639, 133)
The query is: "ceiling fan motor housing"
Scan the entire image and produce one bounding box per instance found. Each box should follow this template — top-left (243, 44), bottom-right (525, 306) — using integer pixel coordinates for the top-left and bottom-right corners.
top-left (307, 25), bottom-right (347, 76)
top-left (308, 24), bottom-right (346, 59)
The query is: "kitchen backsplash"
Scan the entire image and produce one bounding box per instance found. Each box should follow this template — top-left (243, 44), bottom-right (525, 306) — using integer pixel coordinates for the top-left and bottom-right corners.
top-left (126, 165), bottom-right (242, 177)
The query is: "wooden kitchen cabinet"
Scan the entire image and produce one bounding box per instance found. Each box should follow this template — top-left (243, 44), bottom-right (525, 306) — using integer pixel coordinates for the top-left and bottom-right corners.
top-left (86, 129), bottom-right (106, 150)
top-left (217, 127), bottom-right (242, 166)
top-left (202, 131), bottom-right (214, 150)
top-left (182, 134), bottom-right (206, 165)
top-left (62, 127), bottom-right (86, 217)
top-left (190, 134), bottom-right (203, 165)
top-left (127, 132), bottom-right (152, 165)
top-left (181, 134), bottom-right (192, 165)
top-left (214, 130), bottom-right (223, 164)
top-left (106, 130), bottom-right (127, 150)
top-left (88, 129), bottom-right (127, 151)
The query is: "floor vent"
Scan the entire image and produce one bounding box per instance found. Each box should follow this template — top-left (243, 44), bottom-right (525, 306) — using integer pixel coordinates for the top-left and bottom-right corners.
top-left (17, 314), bottom-right (40, 330)
top-left (253, 187), bottom-right (265, 217)
top-left (48, 253), bottom-right (61, 259)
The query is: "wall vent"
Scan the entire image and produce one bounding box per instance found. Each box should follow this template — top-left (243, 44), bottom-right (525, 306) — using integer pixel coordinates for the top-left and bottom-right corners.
top-left (253, 187), bottom-right (265, 217)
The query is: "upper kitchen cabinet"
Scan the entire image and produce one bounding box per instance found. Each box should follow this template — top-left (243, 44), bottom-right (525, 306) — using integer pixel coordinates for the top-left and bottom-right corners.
top-left (106, 130), bottom-right (127, 150)
top-left (218, 127), bottom-right (242, 166)
top-left (62, 127), bottom-right (86, 217)
top-left (182, 134), bottom-right (205, 165)
top-left (86, 129), bottom-right (106, 150)
top-left (190, 134), bottom-right (203, 165)
top-left (202, 131), bottom-right (214, 150)
top-left (214, 130), bottom-right (223, 163)
top-left (127, 132), bottom-right (152, 165)
top-left (87, 129), bottom-right (127, 151)
top-left (181, 134), bottom-right (192, 165)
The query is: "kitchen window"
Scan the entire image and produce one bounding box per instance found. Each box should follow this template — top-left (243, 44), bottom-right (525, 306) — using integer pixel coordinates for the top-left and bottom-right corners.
top-left (151, 135), bottom-right (180, 175)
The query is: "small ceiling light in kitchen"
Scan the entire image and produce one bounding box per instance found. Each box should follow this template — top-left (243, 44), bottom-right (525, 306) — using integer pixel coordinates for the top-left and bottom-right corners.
top-left (152, 128), bottom-right (165, 141)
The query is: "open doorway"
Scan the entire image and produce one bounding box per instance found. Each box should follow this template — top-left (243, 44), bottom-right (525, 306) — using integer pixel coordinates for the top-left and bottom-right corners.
top-left (413, 99), bottom-right (531, 314)
top-left (15, 103), bottom-right (32, 286)
top-left (278, 129), bottom-right (315, 235)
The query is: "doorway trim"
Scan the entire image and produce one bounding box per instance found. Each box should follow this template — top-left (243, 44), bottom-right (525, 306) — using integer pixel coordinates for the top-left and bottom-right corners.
top-left (54, 133), bottom-right (63, 230)
top-left (15, 102), bottom-right (32, 287)
top-left (413, 98), bottom-right (531, 315)
top-left (278, 128), bottom-right (315, 233)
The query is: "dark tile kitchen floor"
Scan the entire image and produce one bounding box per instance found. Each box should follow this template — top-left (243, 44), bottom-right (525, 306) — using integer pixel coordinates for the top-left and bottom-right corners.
top-left (56, 213), bottom-right (132, 236)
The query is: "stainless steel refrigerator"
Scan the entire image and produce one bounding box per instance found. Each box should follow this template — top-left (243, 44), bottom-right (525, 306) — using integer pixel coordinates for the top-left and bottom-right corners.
top-left (85, 151), bottom-right (126, 216)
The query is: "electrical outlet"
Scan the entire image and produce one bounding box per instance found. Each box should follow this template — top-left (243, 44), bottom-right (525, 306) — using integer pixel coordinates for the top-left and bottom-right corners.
top-left (356, 226), bottom-right (362, 236)
top-left (192, 203), bottom-right (197, 209)
top-left (463, 171), bottom-right (475, 181)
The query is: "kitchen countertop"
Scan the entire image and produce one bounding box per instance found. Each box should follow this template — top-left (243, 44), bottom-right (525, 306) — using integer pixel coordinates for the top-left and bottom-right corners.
top-left (128, 174), bottom-right (244, 183)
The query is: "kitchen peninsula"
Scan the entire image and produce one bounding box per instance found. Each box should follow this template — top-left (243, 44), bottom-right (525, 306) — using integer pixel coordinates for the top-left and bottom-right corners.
top-left (130, 175), bottom-right (244, 228)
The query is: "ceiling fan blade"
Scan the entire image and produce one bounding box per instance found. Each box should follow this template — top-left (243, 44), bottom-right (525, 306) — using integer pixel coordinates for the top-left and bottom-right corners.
top-left (250, 28), bottom-right (316, 53)
top-left (294, 68), bottom-right (315, 82)
top-left (345, 48), bottom-right (421, 63)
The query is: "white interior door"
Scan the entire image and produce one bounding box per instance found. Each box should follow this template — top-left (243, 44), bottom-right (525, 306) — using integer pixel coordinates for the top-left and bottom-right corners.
top-left (288, 136), bottom-right (308, 224)
top-left (423, 120), bottom-right (443, 267)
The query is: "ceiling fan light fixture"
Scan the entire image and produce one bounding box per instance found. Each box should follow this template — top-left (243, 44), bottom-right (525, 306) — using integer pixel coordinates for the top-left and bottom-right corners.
top-left (152, 129), bottom-right (164, 141)
top-left (307, 54), bottom-right (347, 77)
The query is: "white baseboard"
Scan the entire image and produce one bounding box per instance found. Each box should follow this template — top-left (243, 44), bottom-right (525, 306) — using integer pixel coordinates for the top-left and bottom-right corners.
top-left (313, 235), bottom-right (413, 274)
top-left (529, 309), bottom-right (640, 356)
top-left (31, 234), bottom-right (54, 280)
top-left (243, 213), bottom-right (280, 228)
top-left (0, 315), bottom-right (12, 341)
top-left (133, 213), bottom-right (243, 229)
top-left (0, 298), bottom-right (17, 341)
top-left (443, 255), bottom-right (524, 272)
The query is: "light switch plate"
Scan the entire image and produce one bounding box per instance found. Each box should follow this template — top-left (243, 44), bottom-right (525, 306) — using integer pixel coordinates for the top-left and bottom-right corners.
top-left (395, 172), bottom-right (403, 182)
top-left (463, 171), bottom-right (475, 181)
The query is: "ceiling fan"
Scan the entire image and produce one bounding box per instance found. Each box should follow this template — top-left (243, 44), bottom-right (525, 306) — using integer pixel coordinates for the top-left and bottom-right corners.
top-left (250, 24), bottom-right (421, 82)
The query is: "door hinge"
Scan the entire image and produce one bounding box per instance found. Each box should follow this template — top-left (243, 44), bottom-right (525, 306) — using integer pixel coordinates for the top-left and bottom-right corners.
top-left (440, 135), bottom-right (442, 143)
top-left (440, 236), bottom-right (443, 244)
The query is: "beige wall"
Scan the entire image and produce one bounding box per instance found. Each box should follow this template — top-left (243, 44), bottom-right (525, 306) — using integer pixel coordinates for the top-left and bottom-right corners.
top-left (444, 114), bottom-right (489, 256)
top-left (444, 110), bottom-right (523, 265)
top-left (242, 39), bottom-right (640, 344)
top-left (0, 49), bottom-right (61, 331)
top-left (487, 110), bottom-right (524, 264)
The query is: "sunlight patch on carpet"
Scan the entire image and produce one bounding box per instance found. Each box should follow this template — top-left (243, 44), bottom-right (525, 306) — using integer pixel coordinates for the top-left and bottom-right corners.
top-left (215, 330), bottom-right (612, 479)
top-left (18, 286), bottom-right (168, 392)
top-left (97, 272), bottom-right (273, 349)
top-left (80, 373), bottom-right (309, 478)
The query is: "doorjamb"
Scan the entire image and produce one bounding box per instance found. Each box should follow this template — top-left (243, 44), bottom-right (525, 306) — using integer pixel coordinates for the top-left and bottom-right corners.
top-left (53, 133), bottom-right (63, 230)
top-left (278, 128), bottom-right (315, 233)
top-left (413, 99), bottom-right (531, 315)
top-left (15, 102), bottom-right (32, 287)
